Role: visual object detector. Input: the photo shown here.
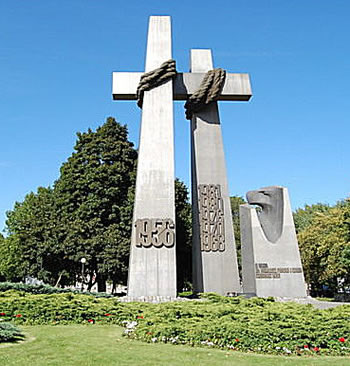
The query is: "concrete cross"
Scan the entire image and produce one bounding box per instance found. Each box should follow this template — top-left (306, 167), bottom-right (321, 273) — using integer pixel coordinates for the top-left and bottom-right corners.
top-left (113, 59), bottom-right (252, 103)
top-left (189, 49), bottom-right (245, 295)
top-left (115, 16), bottom-right (177, 299)
top-left (112, 15), bottom-right (252, 299)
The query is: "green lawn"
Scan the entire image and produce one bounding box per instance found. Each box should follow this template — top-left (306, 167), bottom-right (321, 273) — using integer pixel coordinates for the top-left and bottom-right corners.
top-left (0, 325), bottom-right (349, 366)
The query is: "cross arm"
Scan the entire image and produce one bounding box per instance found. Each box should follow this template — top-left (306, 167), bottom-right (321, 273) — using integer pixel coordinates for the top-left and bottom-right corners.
top-left (112, 72), bottom-right (252, 101)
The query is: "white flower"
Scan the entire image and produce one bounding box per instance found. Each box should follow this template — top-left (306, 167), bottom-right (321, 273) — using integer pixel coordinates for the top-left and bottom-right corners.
top-left (151, 337), bottom-right (157, 343)
top-left (126, 321), bottom-right (138, 329)
top-left (123, 320), bottom-right (138, 335)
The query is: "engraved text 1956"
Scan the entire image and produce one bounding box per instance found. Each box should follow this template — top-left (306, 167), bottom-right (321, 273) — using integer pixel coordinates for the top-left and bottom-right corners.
top-left (135, 219), bottom-right (175, 248)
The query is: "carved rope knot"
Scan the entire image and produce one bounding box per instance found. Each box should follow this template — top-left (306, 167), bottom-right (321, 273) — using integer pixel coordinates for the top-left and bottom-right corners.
top-left (136, 59), bottom-right (177, 108)
top-left (184, 68), bottom-right (226, 120)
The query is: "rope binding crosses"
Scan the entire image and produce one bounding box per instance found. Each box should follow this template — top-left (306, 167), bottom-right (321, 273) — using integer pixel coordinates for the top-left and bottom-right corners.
top-left (136, 59), bottom-right (177, 108)
top-left (184, 68), bottom-right (226, 120)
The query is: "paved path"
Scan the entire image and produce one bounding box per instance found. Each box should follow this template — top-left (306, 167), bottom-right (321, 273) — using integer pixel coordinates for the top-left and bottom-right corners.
top-left (276, 296), bottom-right (350, 309)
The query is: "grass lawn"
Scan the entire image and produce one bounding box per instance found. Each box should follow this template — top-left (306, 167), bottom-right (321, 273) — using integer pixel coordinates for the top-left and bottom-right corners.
top-left (0, 325), bottom-right (349, 366)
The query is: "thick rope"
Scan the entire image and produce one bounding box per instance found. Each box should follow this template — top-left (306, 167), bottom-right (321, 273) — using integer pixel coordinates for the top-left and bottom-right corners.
top-left (137, 59), bottom-right (177, 108)
top-left (184, 68), bottom-right (226, 120)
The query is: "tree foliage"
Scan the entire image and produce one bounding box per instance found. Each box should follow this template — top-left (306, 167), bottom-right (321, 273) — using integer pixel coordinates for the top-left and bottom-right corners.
top-left (230, 196), bottom-right (246, 274)
top-left (293, 203), bottom-right (331, 233)
top-left (3, 118), bottom-right (137, 290)
top-left (297, 199), bottom-right (350, 296)
top-left (175, 179), bottom-right (192, 290)
top-left (2, 187), bottom-right (64, 284)
top-left (53, 117), bottom-right (137, 291)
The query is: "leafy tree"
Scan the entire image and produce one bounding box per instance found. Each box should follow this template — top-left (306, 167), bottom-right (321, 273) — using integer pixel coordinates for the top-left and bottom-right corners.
top-left (4, 186), bottom-right (73, 286)
top-left (175, 179), bottom-right (192, 290)
top-left (53, 117), bottom-right (137, 291)
top-left (0, 234), bottom-right (23, 281)
top-left (298, 200), bottom-right (350, 296)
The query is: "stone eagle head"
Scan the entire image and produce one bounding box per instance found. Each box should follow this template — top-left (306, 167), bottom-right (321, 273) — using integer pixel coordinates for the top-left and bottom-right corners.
top-left (246, 186), bottom-right (284, 243)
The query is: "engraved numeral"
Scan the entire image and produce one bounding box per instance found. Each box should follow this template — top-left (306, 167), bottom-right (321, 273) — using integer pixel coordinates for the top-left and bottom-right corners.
top-left (198, 184), bottom-right (225, 252)
top-left (135, 219), bottom-right (175, 248)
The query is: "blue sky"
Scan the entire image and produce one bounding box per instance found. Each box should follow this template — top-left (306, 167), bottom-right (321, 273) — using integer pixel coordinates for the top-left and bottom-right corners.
top-left (0, 1), bottom-right (349, 231)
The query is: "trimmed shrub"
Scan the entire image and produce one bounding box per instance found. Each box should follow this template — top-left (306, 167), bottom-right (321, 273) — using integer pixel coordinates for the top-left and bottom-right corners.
top-left (0, 290), bottom-right (349, 356)
top-left (0, 290), bottom-right (148, 326)
top-left (127, 294), bottom-right (350, 356)
top-left (0, 322), bottom-right (24, 342)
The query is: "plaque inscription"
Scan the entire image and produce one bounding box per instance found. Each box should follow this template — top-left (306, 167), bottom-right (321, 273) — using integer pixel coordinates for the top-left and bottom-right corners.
top-left (198, 184), bottom-right (225, 252)
top-left (255, 263), bottom-right (303, 279)
top-left (135, 219), bottom-right (175, 248)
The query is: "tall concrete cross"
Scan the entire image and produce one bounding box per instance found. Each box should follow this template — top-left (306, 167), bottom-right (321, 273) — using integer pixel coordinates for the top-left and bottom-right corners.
top-left (189, 49), bottom-right (251, 295)
top-left (112, 16), bottom-right (251, 298)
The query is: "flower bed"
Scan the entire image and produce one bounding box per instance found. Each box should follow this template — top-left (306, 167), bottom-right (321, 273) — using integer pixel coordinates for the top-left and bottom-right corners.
top-left (125, 293), bottom-right (350, 356)
top-left (1, 290), bottom-right (349, 356)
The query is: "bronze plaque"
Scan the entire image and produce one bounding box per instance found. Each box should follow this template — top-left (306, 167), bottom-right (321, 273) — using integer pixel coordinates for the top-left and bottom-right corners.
top-left (255, 263), bottom-right (303, 279)
top-left (198, 184), bottom-right (225, 252)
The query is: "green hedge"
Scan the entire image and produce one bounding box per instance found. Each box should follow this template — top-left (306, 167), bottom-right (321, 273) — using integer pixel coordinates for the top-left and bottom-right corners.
top-left (0, 322), bottom-right (24, 343)
top-left (0, 282), bottom-right (113, 298)
top-left (125, 293), bottom-right (350, 356)
top-left (0, 290), bottom-right (349, 356)
top-left (0, 289), bottom-right (147, 325)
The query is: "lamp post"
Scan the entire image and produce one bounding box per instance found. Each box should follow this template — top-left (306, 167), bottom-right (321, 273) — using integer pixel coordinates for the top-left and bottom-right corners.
top-left (80, 257), bottom-right (86, 292)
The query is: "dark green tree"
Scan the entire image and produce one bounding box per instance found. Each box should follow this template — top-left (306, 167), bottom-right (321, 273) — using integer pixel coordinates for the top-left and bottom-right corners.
top-left (3, 187), bottom-right (72, 285)
top-left (175, 179), bottom-right (192, 290)
top-left (0, 234), bottom-right (23, 281)
top-left (230, 195), bottom-right (246, 274)
top-left (53, 117), bottom-right (137, 291)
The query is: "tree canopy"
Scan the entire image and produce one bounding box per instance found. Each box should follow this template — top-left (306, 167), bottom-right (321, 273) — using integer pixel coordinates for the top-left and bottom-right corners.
top-left (2, 118), bottom-right (137, 290)
top-left (296, 199), bottom-right (350, 296)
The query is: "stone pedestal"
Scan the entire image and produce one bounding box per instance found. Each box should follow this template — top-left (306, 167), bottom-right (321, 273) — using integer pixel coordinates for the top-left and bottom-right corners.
top-left (127, 16), bottom-right (176, 298)
top-left (240, 186), bottom-right (307, 298)
top-left (191, 49), bottom-right (240, 295)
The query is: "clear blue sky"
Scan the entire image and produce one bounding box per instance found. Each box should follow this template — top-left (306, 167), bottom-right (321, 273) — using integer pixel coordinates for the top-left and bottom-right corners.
top-left (0, 1), bottom-right (349, 231)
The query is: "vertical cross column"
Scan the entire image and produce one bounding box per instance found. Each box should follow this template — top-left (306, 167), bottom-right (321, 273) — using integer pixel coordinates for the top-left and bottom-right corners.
top-left (127, 16), bottom-right (176, 298)
top-left (191, 49), bottom-right (241, 295)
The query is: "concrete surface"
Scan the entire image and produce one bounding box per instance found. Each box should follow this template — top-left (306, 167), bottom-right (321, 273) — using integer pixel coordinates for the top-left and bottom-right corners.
top-left (124, 16), bottom-right (177, 298)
